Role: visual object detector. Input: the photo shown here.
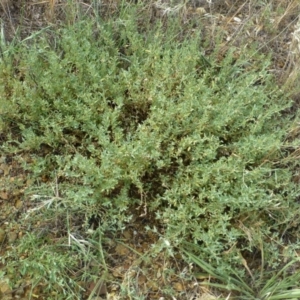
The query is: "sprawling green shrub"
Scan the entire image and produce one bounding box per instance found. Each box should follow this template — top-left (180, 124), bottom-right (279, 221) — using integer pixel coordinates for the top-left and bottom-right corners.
top-left (0, 4), bottom-right (299, 271)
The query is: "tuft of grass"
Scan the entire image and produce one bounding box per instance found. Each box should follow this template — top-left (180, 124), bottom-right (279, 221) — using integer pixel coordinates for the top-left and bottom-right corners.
top-left (183, 248), bottom-right (300, 300)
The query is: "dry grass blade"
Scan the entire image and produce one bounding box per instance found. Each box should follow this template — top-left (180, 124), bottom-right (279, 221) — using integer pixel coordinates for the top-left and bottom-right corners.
top-left (283, 16), bottom-right (300, 89)
top-left (48, 0), bottom-right (57, 19)
top-left (275, 0), bottom-right (299, 29)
